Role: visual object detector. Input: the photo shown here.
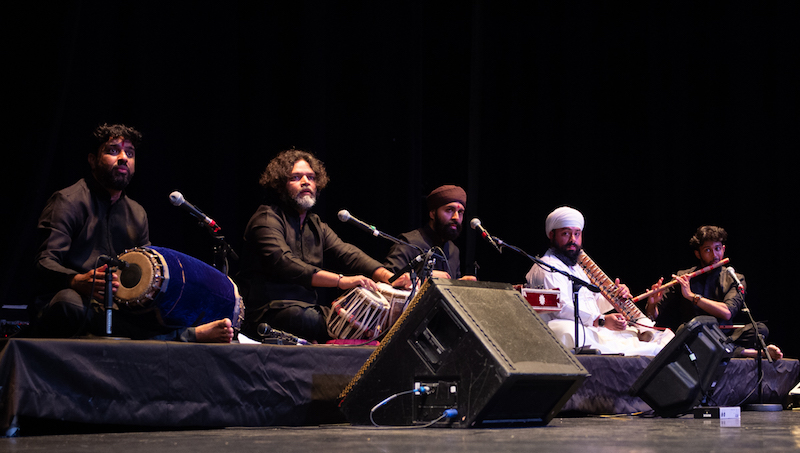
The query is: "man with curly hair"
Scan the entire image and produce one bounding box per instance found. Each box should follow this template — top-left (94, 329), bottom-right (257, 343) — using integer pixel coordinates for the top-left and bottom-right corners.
top-left (237, 149), bottom-right (395, 343)
top-left (647, 225), bottom-right (782, 360)
top-left (31, 123), bottom-right (233, 343)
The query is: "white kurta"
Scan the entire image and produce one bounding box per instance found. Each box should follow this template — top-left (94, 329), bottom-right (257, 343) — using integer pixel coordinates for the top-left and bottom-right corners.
top-left (526, 249), bottom-right (673, 356)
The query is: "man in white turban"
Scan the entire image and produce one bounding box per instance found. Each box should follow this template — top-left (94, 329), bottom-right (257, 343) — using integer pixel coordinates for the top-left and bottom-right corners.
top-left (526, 206), bottom-right (674, 356)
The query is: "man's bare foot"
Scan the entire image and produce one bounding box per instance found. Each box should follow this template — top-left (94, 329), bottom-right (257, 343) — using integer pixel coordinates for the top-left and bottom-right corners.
top-left (766, 344), bottom-right (783, 361)
top-left (196, 318), bottom-right (233, 343)
top-left (741, 344), bottom-right (783, 361)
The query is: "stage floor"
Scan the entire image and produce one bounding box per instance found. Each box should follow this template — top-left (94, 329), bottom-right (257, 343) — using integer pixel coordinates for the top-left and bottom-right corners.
top-left (2, 411), bottom-right (799, 452)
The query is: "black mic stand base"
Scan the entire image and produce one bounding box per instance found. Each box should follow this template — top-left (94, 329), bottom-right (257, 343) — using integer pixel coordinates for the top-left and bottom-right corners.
top-left (743, 403), bottom-right (782, 412)
top-left (573, 346), bottom-right (600, 355)
top-left (78, 333), bottom-right (130, 341)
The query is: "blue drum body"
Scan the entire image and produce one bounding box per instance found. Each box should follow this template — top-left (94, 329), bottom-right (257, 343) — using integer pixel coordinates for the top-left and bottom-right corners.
top-left (114, 246), bottom-right (242, 329)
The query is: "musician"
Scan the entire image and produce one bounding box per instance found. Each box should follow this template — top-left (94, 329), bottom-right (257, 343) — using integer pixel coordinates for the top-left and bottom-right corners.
top-left (237, 148), bottom-right (396, 343)
top-left (647, 225), bottom-right (782, 360)
top-left (384, 185), bottom-right (477, 288)
top-left (31, 123), bottom-right (233, 342)
top-left (525, 206), bottom-right (673, 355)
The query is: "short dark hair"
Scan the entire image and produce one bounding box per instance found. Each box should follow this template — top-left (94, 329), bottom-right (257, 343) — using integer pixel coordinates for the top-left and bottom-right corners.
top-left (689, 225), bottom-right (728, 250)
top-left (93, 123), bottom-right (142, 150)
top-left (259, 149), bottom-right (330, 195)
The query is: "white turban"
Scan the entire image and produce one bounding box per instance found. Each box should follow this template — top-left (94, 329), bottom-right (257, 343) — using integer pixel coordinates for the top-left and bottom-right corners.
top-left (545, 206), bottom-right (584, 237)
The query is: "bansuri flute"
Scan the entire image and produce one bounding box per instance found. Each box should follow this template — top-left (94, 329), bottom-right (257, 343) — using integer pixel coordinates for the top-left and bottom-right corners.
top-left (630, 257), bottom-right (730, 303)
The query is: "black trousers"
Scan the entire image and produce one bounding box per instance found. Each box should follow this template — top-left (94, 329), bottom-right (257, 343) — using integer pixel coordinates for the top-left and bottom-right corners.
top-left (30, 289), bottom-right (195, 341)
top-left (726, 322), bottom-right (769, 357)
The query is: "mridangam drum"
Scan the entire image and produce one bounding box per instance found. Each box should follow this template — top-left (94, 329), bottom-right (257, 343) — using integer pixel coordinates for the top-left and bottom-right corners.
top-left (114, 246), bottom-right (243, 329)
top-left (326, 287), bottom-right (389, 340)
top-left (375, 282), bottom-right (411, 329)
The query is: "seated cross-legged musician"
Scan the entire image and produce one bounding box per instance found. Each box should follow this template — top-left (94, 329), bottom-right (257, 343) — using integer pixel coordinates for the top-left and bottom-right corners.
top-left (384, 184), bottom-right (477, 289)
top-left (31, 123), bottom-right (232, 342)
top-left (236, 148), bottom-right (396, 343)
top-left (646, 225), bottom-right (782, 361)
top-left (525, 206), bottom-right (674, 355)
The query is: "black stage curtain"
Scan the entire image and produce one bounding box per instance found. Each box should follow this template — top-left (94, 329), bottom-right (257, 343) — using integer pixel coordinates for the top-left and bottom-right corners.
top-left (4, 2), bottom-right (800, 358)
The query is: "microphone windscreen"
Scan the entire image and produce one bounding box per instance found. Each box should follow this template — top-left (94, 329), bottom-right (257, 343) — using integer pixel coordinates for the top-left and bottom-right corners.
top-left (469, 218), bottom-right (481, 229)
top-left (257, 323), bottom-right (273, 336)
top-left (169, 191), bottom-right (185, 206)
top-left (338, 210), bottom-right (351, 222)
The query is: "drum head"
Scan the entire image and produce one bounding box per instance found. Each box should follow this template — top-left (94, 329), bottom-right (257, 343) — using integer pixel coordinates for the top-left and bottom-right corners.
top-left (114, 249), bottom-right (159, 306)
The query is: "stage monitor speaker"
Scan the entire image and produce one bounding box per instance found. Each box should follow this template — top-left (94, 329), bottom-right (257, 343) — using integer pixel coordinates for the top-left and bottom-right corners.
top-left (630, 316), bottom-right (735, 417)
top-left (339, 279), bottom-right (588, 428)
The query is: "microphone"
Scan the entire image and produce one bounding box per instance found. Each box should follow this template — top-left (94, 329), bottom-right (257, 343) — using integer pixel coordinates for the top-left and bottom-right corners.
top-left (100, 255), bottom-right (130, 269)
top-left (388, 249), bottom-right (433, 283)
top-left (338, 210), bottom-right (379, 237)
top-left (169, 191), bottom-right (221, 233)
top-left (470, 218), bottom-right (502, 253)
top-left (257, 323), bottom-right (310, 345)
top-left (726, 267), bottom-right (745, 294)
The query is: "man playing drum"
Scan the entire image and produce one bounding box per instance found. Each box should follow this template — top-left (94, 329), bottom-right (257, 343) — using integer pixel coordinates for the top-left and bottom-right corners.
top-left (384, 184), bottom-right (477, 289)
top-left (237, 149), bottom-right (396, 343)
top-left (31, 124), bottom-right (233, 342)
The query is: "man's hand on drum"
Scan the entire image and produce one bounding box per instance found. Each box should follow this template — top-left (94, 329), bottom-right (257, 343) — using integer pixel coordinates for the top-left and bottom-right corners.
top-left (70, 264), bottom-right (117, 300)
top-left (391, 271), bottom-right (478, 289)
top-left (338, 275), bottom-right (379, 292)
top-left (390, 272), bottom-right (412, 290)
top-left (391, 270), bottom-right (449, 290)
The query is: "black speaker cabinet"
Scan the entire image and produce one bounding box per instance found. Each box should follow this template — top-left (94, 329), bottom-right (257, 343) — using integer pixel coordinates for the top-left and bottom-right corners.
top-left (339, 279), bottom-right (588, 428)
top-left (630, 316), bottom-right (735, 417)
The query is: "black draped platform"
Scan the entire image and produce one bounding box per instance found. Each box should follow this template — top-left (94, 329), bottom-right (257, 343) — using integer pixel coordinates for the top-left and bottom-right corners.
top-left (1, 338), bottom-right (798, 434)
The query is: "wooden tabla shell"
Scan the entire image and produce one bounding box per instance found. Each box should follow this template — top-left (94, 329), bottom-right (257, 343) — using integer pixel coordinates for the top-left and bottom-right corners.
top-left (376, 282), bottom-right (412, 328)
top-left (326, 287), bottom-right (390, 340)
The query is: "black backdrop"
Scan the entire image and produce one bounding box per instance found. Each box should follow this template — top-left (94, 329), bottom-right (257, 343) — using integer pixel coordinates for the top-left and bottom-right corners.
top-left (4, 2), bottom-right (798, 358)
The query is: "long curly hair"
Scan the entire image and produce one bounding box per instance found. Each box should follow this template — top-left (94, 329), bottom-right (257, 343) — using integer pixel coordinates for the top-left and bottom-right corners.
top-left (259, 149), bottom-right (330, 196)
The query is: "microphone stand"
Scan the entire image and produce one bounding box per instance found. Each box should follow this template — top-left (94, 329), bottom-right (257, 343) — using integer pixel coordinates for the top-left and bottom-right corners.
top-left (344, 217), bottom-right (447, 288)
top-left (104, 265), bottom-right (116, 337)
top-left (188, 218), bottom-right (238, 276)
top-left (387, 244), bottom-right (443, 309)
top-left (737, 285), bottom-right (782, 411)
top-left (99, 256), bottom-right (129, 340)
top-left (494, 237), bottom-right (601, 355)
top-left (401, 250), bottom-right (437, 308)
top-left (211, 233), bottom-right (238, 277)
top-left (343, 218), bottom-right (448, 309)
top-left (190, 221), bottom-right (239, 341)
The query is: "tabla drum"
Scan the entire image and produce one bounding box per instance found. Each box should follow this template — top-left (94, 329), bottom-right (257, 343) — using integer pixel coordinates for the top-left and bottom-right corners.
top-left (326, 287), bottom-right (390, 341)
top-left (113, 246), bottom-right (243, 329)
top-left (375, 282), bottom-right (412, 329)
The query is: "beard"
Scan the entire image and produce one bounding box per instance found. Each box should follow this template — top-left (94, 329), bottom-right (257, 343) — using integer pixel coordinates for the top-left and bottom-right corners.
top-left (284, 189), bottom-right (316, 211)
top-left (433, 216), bottom-right (462, 242)
top-left (94, 165), bottom-right (133, 191)
top-left (550, 240), bottom-right (582, 267)
top-left (295, 192), bottom-right (316, 210)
